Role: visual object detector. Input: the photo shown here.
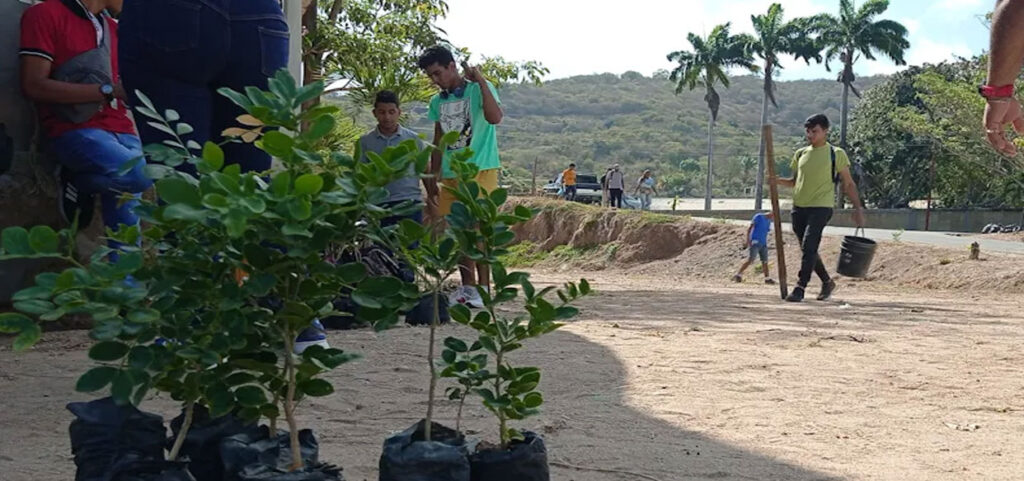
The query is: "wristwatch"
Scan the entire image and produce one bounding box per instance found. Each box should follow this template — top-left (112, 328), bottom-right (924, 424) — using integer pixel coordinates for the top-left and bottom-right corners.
top-left (978, 83), bottom-right (1014, 100)
top-left (100, 83), bottom-right (115, 102)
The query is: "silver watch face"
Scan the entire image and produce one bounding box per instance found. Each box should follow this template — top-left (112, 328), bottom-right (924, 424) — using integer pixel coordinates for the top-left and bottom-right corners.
top-left (101, 84), bottom-right (114, 95)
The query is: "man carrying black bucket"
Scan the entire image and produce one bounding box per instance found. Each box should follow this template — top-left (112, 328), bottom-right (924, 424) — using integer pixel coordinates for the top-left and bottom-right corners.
top-left (776, 114), bottom-right (865, 303)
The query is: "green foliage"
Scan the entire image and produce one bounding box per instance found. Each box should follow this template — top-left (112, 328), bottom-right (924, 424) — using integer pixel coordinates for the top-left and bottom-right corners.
top-left (853, 56), bottom-right (1023, 208)
top-left (308, 1), bottom-right (547, 107)
top-left (0, 70), bottom-right (427, 467)
top-left (439, 159), bottom-right (592, 448)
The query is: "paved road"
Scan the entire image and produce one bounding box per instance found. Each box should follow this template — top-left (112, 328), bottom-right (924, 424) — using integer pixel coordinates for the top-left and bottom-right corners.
top-left (694, 217), bottom-right (1024, 255)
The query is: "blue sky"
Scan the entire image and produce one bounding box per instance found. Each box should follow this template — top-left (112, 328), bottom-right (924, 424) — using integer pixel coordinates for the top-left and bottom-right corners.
top-left (438, 0), bottom-right (991, 80)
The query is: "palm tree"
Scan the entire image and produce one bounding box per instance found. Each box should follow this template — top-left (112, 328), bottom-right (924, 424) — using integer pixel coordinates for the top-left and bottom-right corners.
top-left (814, 0), bottom-right (910, 150)
top-left (667, 24), bottom-right (758, 211)
top-left (749, 4), bottom-right (822, 210)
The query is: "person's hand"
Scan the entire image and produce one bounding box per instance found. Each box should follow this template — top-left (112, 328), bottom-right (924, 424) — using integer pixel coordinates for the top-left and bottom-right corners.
top-left (983, 97), bottom-right (1024, 155)
top-left (462, 62), bottom-right (485, 84)
top-left (853, 208), bottom-right (866, 228)
top-left (113, 82), bottom-right (128, 100)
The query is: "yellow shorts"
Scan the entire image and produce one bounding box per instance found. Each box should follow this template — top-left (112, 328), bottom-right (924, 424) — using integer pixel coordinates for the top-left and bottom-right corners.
top-left (439, 168), bottom-right (499, 216)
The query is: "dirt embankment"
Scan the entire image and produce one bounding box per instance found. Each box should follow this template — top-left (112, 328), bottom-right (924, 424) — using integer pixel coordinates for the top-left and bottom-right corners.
top-left (507, 198), bottom-right (1024, 293)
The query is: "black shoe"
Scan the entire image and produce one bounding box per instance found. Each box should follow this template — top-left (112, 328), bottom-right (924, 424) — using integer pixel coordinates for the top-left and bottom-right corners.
top-left (817, 279), bottom-right (837, 301)
top-left (785, 286), bottom-right (805, 303)
top-left (57, 167), bottom-right (94, 227)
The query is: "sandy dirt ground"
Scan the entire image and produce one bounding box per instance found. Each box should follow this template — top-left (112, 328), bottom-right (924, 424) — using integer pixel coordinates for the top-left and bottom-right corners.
top-left (2, 270), bottom-right (1023, 481)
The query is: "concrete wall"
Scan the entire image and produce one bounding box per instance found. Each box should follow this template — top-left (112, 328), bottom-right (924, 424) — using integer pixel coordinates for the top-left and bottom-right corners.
top-left (658, 208), bottom-right (1024, 233)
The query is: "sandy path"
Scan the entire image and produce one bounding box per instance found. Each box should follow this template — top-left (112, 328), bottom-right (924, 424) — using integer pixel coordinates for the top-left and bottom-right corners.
top-left (1, 271), bottom-right (1022, 481)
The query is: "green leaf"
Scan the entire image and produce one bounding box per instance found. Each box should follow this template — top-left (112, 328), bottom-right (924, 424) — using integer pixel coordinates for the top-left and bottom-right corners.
top-left (337, 263), bottom-right (366, 284)
top-left (281, 224), bottom-right (313, 237)
top-left (77, 366), bottom-right (118, 392)
top-left (176, 122), bottom-right (194, 136)
top-left (14, 299), bottom-right (56, 316)
top-left (156, 178), bottom-right (201, 206)
top-left (450, 304), bottom-right (471, 324)
top-left (235, 386), bottom-right (267, 407)
top-left (239, 196), bottom-right (266, 214)
top-left (2, 227), bottom-right (32, 255)
top-left (444, 337), bottom-right (469, 353)
top-left (522, 392), bottom-right (543, 408)
top-left (224, 373), bottom-right (257, 386)
top-left (286, 199), bottom-right (312, 221)
top-left (163, 204), bottom-right (208, 222)
top-left (127, 346), bottom-right (154, 369)
top-left (217, 87), bottom-right (253, 109)
top-left (12, 323), bottom-right (41, 351)
top-left (261, 131), bottom-right (294, 158)
top-left (294, 174), bottom-right (324, 196)
top-left (299, 379), bottom-right (334, 397)
top-left (28, 226), bottom-right (60, 253)
top-left (350, 291), bottom-right (382, 309)
top-left (270, 171), bottom-right (291, 197)
top-left (111, 370), bottom-right (134, 404)
top-left (442, 349), bottom-right (457, 364)
top-left (478, 336), bottom-right (498, 354)
top-left (513, 205), bottom-right (533, 220)
top-left (306, 114), bottom-right (335, 139)
top-left (489, 188), bottom-right (508, 206)
top-left (89, 341), bottom-right (130, 361)
top-left (13, 286), bottom-right (52, 301)
top-left (127, 309), bottom-right (160, 324)
top-left (202, 193), bottom-right (229, 209)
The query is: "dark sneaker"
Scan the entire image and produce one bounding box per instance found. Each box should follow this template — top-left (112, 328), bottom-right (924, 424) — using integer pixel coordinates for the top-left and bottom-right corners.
top-left (785, 286), bottom-right (805, 303)
top-left (732, 275), bottom-right (743, 283)
top-left (764, 278), bottom-right (776, 285)
top-left (57, 167), bottom-right (94, 227)
top-left (817, 279), bottom-right (837, 301)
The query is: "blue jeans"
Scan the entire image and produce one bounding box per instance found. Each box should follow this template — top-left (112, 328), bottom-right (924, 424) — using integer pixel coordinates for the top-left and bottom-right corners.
top-left (639, 193), bottom-right (652, 210)
top-left (118, 0), bottom-right (289, 176)
top-left (50, 129), bottom-right (151, 251)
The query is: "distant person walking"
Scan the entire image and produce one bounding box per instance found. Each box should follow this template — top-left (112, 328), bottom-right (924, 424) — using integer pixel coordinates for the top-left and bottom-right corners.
top-left (561, 163), bottom-right (577, 201)
top-left (733, 211), bottom-right (776, 284)
top-left (633, 169), bottom-right (657, 210)
top-left (603, 164), bottom-right (625, 208)
top-left (775, 114), bottom-right (865, 303)
top-left (981, 0), bottom-right (1024, 155)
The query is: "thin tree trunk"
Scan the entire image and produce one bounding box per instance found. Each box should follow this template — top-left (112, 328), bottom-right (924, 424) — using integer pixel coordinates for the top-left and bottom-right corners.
top-left (755, 75), bottom-right (771, 211)
top-left (837, 77), bottom-right (851, 209)
top-left (705, 110), bottom-right (715, 212)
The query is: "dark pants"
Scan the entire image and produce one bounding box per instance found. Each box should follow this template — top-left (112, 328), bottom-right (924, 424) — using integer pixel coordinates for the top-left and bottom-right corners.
top-left (118, 0), bottom-right (289, 176)
top-left (382, 202), bottom-right (424, 283)
top-left (791, 207), bottom-right (833, 288)
top-left (564, 185), bottom-right (576, 201)
top-left (609, 188), bottom-right (623, 207)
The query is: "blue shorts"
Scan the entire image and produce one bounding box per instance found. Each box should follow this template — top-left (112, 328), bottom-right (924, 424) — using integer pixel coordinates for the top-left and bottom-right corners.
top-left (748, 243), bottom-right (769, 263)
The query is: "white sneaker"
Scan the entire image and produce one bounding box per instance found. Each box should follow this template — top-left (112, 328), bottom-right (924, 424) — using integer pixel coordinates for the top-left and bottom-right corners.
top-left (449, 285), bottom-right (485, 309)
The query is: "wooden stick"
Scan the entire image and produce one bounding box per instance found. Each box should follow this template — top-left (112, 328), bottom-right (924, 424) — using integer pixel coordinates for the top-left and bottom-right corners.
top-left (763, 125), bottom-right (788, 300)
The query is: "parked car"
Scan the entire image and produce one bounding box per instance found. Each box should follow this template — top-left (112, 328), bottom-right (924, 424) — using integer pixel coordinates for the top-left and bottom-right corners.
top-left (542, 173), bottom-right (603, 204)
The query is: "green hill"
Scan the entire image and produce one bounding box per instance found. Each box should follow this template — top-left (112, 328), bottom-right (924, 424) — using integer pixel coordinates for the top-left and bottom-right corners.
top-left (399, 71), bottom-right (887, 196)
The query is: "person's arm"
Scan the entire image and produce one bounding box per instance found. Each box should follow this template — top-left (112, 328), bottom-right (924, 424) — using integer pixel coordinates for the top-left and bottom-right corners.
top-left (984, 0), bottom-right (1024, 154)
top-left (777, 154), bottom-right (798, 188)
top-left (988, 0), bottom-right (1024, 87)
top-left (463, 66), bottom-right (503, 124)
top-left (633, 178), bottom-right (641, 195)
top-left (745, 224), bottom-right (753, 248)
top-left (837, 167), bottom-right (865, 227)
top-left (20, 57), bottom-right (114, 104)
top-left (426, 123), bottom-right (442, 198)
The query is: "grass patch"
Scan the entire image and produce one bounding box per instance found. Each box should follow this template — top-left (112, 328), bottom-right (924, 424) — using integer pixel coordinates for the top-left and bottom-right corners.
top-left (500, 241), bottom-right (549, 267)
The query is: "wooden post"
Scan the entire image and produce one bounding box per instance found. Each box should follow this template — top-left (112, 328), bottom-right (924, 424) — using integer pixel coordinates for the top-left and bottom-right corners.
top-left (925, 153), bottom-right (936, 231)
top-left (763, 125), bottom-right (788, 300)
top-left (531, 157), bottom-right (538, 196)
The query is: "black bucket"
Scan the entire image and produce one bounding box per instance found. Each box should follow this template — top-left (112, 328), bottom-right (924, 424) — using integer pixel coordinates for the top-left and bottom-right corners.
top-left (836, 228), bottom-right (877, 278)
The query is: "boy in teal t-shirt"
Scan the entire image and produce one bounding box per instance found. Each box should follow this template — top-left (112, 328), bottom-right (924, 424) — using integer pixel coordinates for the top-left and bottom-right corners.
top-left (418, 45), bottom-right (505, 309)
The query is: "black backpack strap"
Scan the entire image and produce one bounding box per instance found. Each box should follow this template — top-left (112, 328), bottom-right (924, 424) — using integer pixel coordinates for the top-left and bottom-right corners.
top-left (830, 146), bottom-right (838, 184)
